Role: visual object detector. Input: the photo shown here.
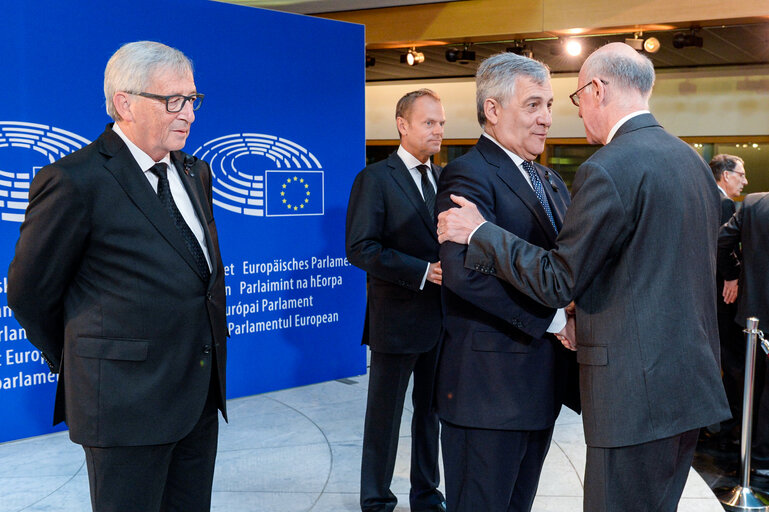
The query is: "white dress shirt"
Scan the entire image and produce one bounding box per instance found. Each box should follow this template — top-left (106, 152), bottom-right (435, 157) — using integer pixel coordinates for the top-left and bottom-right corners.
top-left (397, 145), bottom-right (437, 290)
top-left (112, 123), bottom-right (211, 271)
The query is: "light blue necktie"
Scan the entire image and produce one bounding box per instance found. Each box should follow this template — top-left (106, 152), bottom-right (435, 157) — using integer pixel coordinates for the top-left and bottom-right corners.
top-left (521, 160), bottom-right (557, 233)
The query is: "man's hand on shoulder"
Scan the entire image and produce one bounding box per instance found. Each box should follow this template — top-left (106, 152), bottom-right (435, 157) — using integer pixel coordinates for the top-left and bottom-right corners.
top-left (437, 195), bottom-right (486, 244)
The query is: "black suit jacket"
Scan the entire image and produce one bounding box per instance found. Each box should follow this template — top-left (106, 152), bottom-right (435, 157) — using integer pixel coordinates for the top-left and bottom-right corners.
top-left (435, 135), bottom-right (579, 431)
top-left (716, 192), bottom-right (739, 317)
top-left (345, 151), bottom-right (442, 354)
top-left (465, 114), bottom-right (730, 447)
top-left (718, 192), bottom-right (769, 327)
top-left (8, 125), bottom-right (228, 447)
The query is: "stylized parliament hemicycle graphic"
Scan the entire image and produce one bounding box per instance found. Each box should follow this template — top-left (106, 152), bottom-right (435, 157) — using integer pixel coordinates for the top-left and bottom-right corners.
top-left (193, 133), bottom-right (324, 217)
top-left (0, 122), bottom-right (90, 222)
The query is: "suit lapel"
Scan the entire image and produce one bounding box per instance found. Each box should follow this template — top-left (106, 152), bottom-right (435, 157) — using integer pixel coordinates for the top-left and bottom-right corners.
top-left (477, 137), bottom-right (558, 242)
top-left (171, 152), bottom-right (218, 285)
top-left (98, 128), bottom-right (206, 282)
top-left (387, 153), bottom-right (437, 237)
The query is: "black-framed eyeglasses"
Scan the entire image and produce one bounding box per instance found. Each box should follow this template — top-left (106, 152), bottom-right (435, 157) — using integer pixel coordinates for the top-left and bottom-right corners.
top-left (569, 79), bottom-right (608, 107)
top-left (125, 91), bottom-right (204, 112)
top-left (726, 169), bottom-right (746, 177)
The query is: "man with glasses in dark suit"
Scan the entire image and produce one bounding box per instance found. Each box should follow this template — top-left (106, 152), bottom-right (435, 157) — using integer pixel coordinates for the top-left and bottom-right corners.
top-left (9, 41), bottom-right (227, 512)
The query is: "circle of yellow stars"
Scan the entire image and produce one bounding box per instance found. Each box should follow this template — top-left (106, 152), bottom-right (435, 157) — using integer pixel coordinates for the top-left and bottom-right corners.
top-left (281, 176), bottom-right (311, 211)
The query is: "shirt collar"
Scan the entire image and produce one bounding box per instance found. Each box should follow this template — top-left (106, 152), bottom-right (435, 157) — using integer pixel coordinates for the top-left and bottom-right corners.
top-left (606, 110), bottom-right (650, 144)
top-left (112, 122), bottom-right (172, 172)
top-left (717, 184), bottom-right (727, 197)
top-left (397, 145), bottom-right (431, 170)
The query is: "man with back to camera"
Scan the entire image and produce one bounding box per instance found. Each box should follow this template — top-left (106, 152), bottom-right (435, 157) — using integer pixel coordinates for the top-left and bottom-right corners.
top-left (433, 52), bottom-right (579, 512)
top-left (708, 154), bottom-right (748, 443)
top-left (8, 41), bottom-right (227, 512)
top-left (345, 89), bottom-right (446, 512)
top-left (437, 42), bottom-right (730, 511)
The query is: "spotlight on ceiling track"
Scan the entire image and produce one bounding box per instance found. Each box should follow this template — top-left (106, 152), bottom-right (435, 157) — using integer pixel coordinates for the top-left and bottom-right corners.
top-left (625, 33), bottom-right (644, 51)
top-left (400, 47), bottom-right (425, 66)
top-left (672, 28), bottom-right (703, 49)
top-left (565, 39), bottom-right (582, 56)
top-left (643, 37), bottom-right (661, 53)
top-left (445, 44), bottom-right (476, 64)
top-left (625, 32), bottom-right (661, 54)
top-left (365, 55), bottom-right (375, 68)
top-left (506, 41), bottom-right (534, 59)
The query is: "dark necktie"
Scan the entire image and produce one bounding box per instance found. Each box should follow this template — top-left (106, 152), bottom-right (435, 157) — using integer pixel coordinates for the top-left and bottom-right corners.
top-left (521, 160), bottom-right (557, 233)
top-left (149, 163), bottom-right (211, 280)
top-left (416, 164), bottom-right (436, 217)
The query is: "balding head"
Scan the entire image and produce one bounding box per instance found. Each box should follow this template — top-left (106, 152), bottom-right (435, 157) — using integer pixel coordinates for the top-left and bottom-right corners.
top-left (581, 42), bottom-right (655, 100)
top-left (575, 42), bottom-right (656, 144)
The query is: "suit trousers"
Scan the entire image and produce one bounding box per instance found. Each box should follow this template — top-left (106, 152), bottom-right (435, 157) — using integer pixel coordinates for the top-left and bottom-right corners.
top-left (361, 346), bottom-right (443, 512)
top-left (83, 377), bottom-right (220, 512)
top-left (584, 429), bottom-right (698, 512)
top-left (440, 420), bottom-right (553, 512)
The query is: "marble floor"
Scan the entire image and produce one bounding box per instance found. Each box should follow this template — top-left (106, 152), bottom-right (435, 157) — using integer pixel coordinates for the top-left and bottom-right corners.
top-left (0, 371), bottom-right (724, 512)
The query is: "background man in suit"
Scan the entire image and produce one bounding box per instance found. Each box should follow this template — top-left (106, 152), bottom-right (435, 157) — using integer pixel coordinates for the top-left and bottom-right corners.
top-left (437, 42), bottom-right (730, 511)
top-left (718, 192), bottom-right (769, 471)
top-left (8, 41), bottom-right (227, 512)
top-left (434, 53), bottom-right (578, 512)
top-left (346, 89), bottom-right (446, 512)
top-left (708, 154), bottom-right (748, 443)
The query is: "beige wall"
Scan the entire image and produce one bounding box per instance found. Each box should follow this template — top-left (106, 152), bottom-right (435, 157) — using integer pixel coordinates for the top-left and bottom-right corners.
top-left (366, 65), bottom-right (769, 140)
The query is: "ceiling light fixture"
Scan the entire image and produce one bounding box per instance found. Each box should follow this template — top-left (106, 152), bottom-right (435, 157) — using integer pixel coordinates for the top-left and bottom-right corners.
top-left (672, 28), bottom-right (703, 49)
top-left (506, 41), bottom-right (534, 59)
top-left (445, 44), bottom-right (476, 64)
top-left (643, 36), bottom-right (661, 53)
top-left (400, 47), bottom-right (425, 66)
top-left (625, 33), bottom-right (644, 51)
top-left (565, 39), bottom-right (582, 57)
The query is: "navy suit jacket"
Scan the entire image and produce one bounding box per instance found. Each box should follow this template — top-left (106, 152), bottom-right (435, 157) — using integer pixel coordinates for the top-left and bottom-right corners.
top-left (435, 135), bottom-right (579, 431)
top-left (345, 151), bottom-right (442, 354)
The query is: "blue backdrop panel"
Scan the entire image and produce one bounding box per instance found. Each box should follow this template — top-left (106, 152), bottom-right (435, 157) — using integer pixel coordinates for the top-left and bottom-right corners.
top-left (0, 0), bottom-right (366, 443)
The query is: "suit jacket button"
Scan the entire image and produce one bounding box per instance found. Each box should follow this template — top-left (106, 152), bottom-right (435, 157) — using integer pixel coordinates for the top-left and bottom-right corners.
top-left (202, 345), bottom-right (211, 354)
top-left (206, 293), bottom-right (212, 301)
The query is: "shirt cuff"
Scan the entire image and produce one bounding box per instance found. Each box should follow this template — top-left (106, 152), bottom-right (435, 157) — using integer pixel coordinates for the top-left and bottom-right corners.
top-left (419, 262), bottom-right (430, 290)
top-left (546, 308), bottom-right (567, 333)
top-left (466, 221), bottom-right (487, 244)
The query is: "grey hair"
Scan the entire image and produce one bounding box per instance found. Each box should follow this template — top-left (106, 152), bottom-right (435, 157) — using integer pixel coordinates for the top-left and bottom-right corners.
top-left (104, 41), bottom-right (193, 121)
top-left (475, 52), bottom-right (550, 127)
top-left (581, 47), bottom-right (655, 97)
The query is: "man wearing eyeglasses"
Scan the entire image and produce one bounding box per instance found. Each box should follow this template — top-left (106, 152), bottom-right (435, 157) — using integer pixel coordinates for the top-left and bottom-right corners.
top-left (708, 154), bottom-right (748, 446)
top-left (437, 42), bottom-right (729, 511)
top-left (8, 41), bottom-right (227, 512)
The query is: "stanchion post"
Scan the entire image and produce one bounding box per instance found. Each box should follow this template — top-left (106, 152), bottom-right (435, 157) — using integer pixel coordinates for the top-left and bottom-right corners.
top-left (717, 317), bottom-right (769, 511)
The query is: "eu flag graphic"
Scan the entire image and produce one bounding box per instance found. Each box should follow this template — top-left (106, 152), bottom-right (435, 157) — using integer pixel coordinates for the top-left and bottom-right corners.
top-left (265, 170), bottom-right (324, 216)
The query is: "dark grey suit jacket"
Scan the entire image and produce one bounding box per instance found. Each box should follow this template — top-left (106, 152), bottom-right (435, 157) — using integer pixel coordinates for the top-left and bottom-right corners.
top-left (465, 114), bottom-right (730, 448)
top-left (8, 125), bottom-right (228, 447)
top-left (345, 151), bottom-right (442, 354)
top-left (718, 192), bottom-right (769, 327)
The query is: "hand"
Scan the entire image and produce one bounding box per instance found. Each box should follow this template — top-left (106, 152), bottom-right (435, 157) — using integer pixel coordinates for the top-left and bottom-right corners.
top-left (565, 301), bottom-right (576, 316)
top-left (556, 314), bottom-right (577, 351)
top-left (723, 279), bottom-right (738, 304)
top-left (427, 261), bottom-right (442, 285)
top-left (437, 194), bottom-right (486, 244)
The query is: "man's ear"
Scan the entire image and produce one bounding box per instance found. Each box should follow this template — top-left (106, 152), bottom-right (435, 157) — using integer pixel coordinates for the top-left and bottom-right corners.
top-left (483, 98), bottom-right (500, 125)
top-left (396, 116), bottom-right (408, 138)
top-left (113, 92), bottom-right (133, 122)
